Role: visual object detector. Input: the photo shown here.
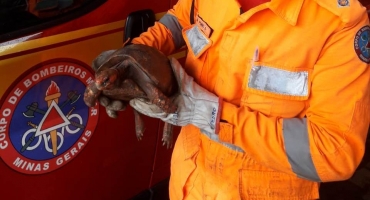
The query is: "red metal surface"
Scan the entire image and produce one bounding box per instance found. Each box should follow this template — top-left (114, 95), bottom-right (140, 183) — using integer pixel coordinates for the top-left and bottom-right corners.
top-left (0, 0), bottom-right (176, 199)
top-left (150, 122), bottom-right (180, 188)
top-left (0, 106), bottom-right (161, 200)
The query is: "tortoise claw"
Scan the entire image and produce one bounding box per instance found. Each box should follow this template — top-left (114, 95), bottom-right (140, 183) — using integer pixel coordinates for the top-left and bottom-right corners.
top-left (133, 110), bottom-right (145, 141)
top-left (136, 133), bottom-right (143, 141)
top-left (162, 123), bottom-right (173, 149)
top-left (162, 140), bottom-right (173, 149)
top-left (106, 109), bottom-right (118, 118)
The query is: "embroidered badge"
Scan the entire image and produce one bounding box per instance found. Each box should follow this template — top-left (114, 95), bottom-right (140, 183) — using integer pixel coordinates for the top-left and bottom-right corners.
top-left (354, 25), bottom-right (370, 64)
top-left (338, 0), bottom-right (349, 7)
top-left (196, 14), bottom-right (213, 38)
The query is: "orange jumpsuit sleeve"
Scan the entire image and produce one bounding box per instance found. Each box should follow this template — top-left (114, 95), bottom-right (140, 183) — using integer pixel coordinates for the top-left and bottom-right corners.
top-left (131, 0), bottom-right (192, 55)
top-left (220, 7), bottom-right (370, 182)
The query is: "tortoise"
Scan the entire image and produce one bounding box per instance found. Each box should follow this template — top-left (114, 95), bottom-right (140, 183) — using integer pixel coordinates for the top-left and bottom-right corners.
top-left (83, 43), bottom-right (178, 148)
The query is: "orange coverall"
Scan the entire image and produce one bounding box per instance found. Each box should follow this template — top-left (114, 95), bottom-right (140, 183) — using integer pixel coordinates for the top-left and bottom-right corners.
top-left (132, 0), bottom-right (370, 199)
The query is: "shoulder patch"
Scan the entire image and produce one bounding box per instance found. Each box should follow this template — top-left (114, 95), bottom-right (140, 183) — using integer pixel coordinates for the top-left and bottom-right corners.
top-left (354, 25), bottom-right (370, 64)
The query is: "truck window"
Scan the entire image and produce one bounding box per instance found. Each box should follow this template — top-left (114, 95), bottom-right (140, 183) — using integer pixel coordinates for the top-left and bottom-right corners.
top-left (0, 0), bottom-right (106, 42)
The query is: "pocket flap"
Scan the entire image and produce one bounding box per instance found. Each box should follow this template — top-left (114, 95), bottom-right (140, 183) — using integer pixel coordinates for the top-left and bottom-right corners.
top-left (182, 24), bottom-right (212, 58)
top-left (246, 62), bottom-right (311, 101)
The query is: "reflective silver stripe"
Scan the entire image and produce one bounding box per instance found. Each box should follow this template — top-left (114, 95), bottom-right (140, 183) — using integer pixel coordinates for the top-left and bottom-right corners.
top-left (248, 66), bottom-right (308, 96)
top-left (200, 129), bottom-right (244, 153)
top-left (159, 14), bottom-right (185, 49)
top-left (185, 26), bottom-right (210, 57)
top-left (283, 118), bottom-right (321, 182)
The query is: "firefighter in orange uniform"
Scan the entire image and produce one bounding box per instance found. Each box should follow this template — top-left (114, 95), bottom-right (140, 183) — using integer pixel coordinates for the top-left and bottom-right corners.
top-left (100, 0), bottom-right (370, 199)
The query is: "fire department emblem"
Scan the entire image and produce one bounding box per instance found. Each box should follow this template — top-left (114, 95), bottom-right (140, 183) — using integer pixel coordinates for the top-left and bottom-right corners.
top-left (0, 59), bottom-right (99, 174)
top-left (354, 25), bottom-right (370, 64)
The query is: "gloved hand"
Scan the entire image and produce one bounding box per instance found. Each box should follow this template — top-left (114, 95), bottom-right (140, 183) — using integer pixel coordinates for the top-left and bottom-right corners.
top-left (130, 58), bottom-right (222, 134)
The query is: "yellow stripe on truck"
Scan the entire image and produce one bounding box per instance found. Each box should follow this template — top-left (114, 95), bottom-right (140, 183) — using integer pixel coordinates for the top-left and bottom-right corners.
top-left (0, 12), bottom-right (167, 57)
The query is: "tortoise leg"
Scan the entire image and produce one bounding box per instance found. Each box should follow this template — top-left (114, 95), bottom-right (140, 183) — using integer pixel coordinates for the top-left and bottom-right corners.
top-left (128, 65), bottom-right (177, 113)
top-left (162, 122), bottom-right (173, 149)
top-left (133, 109), bottom-right (145, 140)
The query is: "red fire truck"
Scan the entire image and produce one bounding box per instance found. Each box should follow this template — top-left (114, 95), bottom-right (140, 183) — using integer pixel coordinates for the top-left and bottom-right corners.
top-left (0, 0), bottom-right (184, 199)
top-left (0, 0), bottom-right (369, 200)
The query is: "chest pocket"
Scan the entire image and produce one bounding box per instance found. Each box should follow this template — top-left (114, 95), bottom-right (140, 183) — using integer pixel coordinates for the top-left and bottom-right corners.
top-left (242, 61), bottom-right (312, 118)
top-left (182, 24), bottom-right (212, 58)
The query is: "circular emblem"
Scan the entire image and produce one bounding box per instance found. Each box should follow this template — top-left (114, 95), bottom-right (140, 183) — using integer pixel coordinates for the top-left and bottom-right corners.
top-left (354, 25), bottom-right (370, 64)
top-left (0, 59), bottom-right (99, 174)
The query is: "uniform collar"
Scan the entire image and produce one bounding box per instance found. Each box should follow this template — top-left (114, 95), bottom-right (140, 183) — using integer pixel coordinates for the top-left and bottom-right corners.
top-left (268, 0), bottom-right (305, 26)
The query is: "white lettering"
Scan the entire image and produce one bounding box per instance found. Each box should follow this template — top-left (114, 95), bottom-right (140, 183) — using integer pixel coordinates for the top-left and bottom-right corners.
top-left (0, 140), bottom-right (8, 149)
top-left (77, 142), bottom-right (84, 149)
top-left (0, 125), bottom-right (8, 149)
top-left (0, 113), bottom-right (8, 149)
top-left (0, 118), bottom-right (7, 124)
top-left (14, 88), bottom-right (23, 97)
top-left (40, 68), bottom-right (49, 77)
top-left (2, 109), bottom-right (11, 117)
top-left (21, 160), bottom-right (27, 169)
top-left (23, 79), bottom-right (32, 88)
top-left (0, 133), bottom-right (8, 149)
top-left (34, 163), bottom-right (41, 171)
top-left (43, 162), bottom-right (49, 170)
top-left (58, 65), bottom-right (64, 73)
top-left (56, 157), bottom-right (63, 165)
top-left (86, 77), bottom-right (94, 84)
top-left (31, 73), bottom-right (40, 82)
top-left (56, 144), bottom-right (84, 166)
top-left (7, 88), bottom-right (23, 107)
top-left (15, 64), bottom-right (92, 110)
top-left (85, 130), bottom-right (92, 137)
top-left (91, 108), bottom-right (98, 116)
top-left (13, 157), bottom-right (24, 167)
top-left (26, 162), bottom-right (35, 171)
top-left (80, 71), bottom-right (86, 79)
top-left (355, 35), bottom-right (359, 49)
top-left (0, 125), bottom-right (6, 133)
top-left (8, 96), bottom-right (17, 105)
top-left (70, 147), bottom-right (78, 156)
top-left (68, 66), bottom-right (75, 74)
top-left (50, 66), bottom-right (56, 74)
top-left (64, 152), bottom-right (71, 161)
top-left (74, 68), bottom-right (81, 76)
top-left (13, 157), bottom-right (49, 171)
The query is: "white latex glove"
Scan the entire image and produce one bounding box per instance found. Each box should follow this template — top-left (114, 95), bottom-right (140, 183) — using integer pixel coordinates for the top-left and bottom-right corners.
top-left (129, 58), bottom-right (222, 134)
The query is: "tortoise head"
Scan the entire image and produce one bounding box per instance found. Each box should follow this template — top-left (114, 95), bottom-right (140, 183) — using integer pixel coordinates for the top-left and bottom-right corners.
top-left (95, 68), bottom-right (118, 90)
top-left (93, 53), bottom-right (130, 90)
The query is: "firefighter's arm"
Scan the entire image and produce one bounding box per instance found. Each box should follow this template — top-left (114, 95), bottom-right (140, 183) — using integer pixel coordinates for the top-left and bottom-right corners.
top-left (221, 11), bottom-right (370, 182)
top-left (131, 0), bottom-right (192, 55)
top-left (94, 0), bottom-right (192, 115)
